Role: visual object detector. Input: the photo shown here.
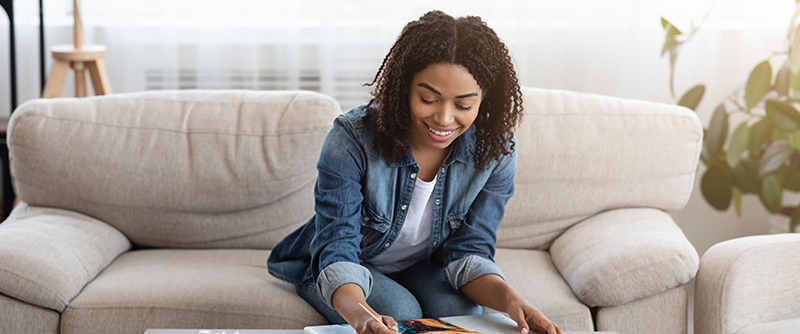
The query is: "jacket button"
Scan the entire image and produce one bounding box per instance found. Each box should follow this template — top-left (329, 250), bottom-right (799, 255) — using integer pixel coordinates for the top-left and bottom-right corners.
top-left (384, 243), bottom-right (391, 248)
top-left (401, 205), bottom-right (407, 210)
top-left (441, 168), bottom-right (445, 173)
top-left (435, 199), bottom-right (440, 205)
top-left (364, 217), bottom-right (370, 222)
top-left (410, 173), bottom-right (416, 179)
top-left (433, 242), bottom-right (438, 246)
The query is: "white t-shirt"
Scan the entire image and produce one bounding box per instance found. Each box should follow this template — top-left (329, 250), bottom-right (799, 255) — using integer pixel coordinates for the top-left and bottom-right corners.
top-left (368, 175), bottom-right (436, 273)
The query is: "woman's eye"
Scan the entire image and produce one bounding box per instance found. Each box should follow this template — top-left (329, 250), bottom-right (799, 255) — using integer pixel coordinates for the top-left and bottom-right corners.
top-left (456, 104), bottom-right (472, 111)
top-left (421, 97), bottom-right (435, 104)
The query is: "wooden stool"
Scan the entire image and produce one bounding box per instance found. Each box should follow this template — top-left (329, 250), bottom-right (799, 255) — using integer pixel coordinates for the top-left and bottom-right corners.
top-left (43, 44), bottom-right (112, 98)
top-left (42, 0), bottom-right (112, 98)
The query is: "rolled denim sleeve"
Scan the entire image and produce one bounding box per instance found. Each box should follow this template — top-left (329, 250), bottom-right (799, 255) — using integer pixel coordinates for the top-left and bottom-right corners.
top-left (445, 254), bottom-right (506, 290)
top-left (316, 261), bottom-right (374, 309)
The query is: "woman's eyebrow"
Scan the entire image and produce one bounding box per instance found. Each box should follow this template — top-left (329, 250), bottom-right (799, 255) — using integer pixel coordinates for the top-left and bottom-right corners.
top-left (418, 83), bottom-right (441, 95)
top-left (417, 83), bottom-right (478, 99)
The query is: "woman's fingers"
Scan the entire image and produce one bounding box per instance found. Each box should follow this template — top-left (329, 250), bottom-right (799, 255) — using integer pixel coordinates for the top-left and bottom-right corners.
top-left (527, 311), bottom-right (562, 334)
top-left (381, 315), bottom-right (399, 332)
top-left (507, 305), bottom-right (530, 334)
top-left (367, 316), bottom-right (398, 334)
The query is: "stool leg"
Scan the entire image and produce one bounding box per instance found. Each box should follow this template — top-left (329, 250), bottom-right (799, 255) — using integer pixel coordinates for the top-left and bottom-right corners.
top-left (86, 58), bottom-right (113, 95)
top-left (42, 59), bottom-right (71, 98)
top-left (73, 61), bottom-right (87, 97)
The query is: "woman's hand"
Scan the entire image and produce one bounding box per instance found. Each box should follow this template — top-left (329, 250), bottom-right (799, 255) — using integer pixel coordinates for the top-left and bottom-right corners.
top-left (332, 283), bottom-right (399, 334)
top-left (460, 274), bottom-right (563, 334)
top-left (505, 296), bottom-right (564, 334)
top-left (350, 312), bottom-right (399, 334)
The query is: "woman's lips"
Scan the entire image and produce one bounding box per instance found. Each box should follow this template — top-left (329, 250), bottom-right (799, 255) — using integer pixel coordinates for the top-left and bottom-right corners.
top-left (425, 123), bottom-right (457, 142)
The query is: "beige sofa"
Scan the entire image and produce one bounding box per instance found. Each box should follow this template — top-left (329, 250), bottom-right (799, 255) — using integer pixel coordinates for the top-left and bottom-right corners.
top-left (0, 88), bottom-right (702, 334)
top-left (694, 233), bottom-right (800, 334)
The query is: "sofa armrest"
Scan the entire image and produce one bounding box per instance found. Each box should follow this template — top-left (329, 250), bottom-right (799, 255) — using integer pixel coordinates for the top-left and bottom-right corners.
top-left (694, 233), bottom-right (800, 334)
top-left (0, 204), bottom-right (130, 312)
top-left (550, 208), bottom-right (698, 307)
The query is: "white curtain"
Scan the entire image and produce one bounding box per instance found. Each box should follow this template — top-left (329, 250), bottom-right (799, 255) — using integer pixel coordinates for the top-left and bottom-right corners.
top-left (1, 0), bottom-right (793, 114)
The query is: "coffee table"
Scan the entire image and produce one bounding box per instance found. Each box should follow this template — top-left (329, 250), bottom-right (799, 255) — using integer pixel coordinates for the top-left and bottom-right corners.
top-left (145, 314), bottom-right (616, 334)
top-left (145, 329), bottom-right (615, 334)
top-left (145, 330), bottom-right (303, 334)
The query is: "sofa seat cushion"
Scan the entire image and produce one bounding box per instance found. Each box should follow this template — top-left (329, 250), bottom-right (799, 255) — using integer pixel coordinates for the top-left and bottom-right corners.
top-left (61, 249), bottom-right (325, 334)
top-left (735, 318), bottom-right (800, 334)
top-left (494, 248), bottom-right (593, 331)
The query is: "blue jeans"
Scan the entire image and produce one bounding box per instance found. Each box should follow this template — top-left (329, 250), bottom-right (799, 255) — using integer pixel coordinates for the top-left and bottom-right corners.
top-left (295, 260), bottom-right (483, 324)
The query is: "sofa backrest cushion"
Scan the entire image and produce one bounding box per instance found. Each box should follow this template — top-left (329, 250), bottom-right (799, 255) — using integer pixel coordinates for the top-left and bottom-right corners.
top-left (497, 87), bottom-right (703, 249)
top-left (9, 90), bottom-right (341, 249)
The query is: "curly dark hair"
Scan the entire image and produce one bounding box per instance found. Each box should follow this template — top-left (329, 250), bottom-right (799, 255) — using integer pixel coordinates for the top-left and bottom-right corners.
top-left (365, 10), bottom-right (523, 170)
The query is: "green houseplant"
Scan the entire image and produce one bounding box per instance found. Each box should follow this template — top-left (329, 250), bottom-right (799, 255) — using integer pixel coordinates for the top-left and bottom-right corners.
top-left (662, 1), bottom-right (800, 232)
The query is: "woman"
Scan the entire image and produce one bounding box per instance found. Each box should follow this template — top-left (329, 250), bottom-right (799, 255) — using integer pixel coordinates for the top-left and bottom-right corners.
top-left (268, 10), bottom-right (563, 334)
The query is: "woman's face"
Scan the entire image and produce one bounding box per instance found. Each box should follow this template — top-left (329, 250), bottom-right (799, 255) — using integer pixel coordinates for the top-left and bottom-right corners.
top-left (407, 63), bottom-right (482, 153)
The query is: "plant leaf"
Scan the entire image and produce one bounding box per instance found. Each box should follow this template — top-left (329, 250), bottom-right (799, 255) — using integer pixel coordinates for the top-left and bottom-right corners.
top-left (727, 122), bottom-right (749, 167)
top-left (789, 129), bottom-right (800, 150)
top-left (765, 100), bottom-right (800, 132)
top-left (793, 71), bottom-right (800, 93)
top-left (759, 174), bottom-right (782, 214)
top-left (748, 119), bottom-right (772, 158)
top-left (701, 163), bottom-right (733, 211)
top-left (791, 22), bottom-right (800, 75)
top-left (732, 158), bottom-right (762, 193)
top-left (703, 104), bottom-right (729, 162)
top-left (776, 60), bottom-right (791, 97)
top-left (792, 203), bottom-right (800, 232)
top-left (678, 85), bottom-right (705, 111)
top-left (660, 17), bottom-right (682, 34)
top-left (745, 61), bottom-right (772, 109)
top-left (661, 26), bottom-right (681, 57)
top-left (733, 186), bottom-right (742, 217)
top-left (786, 173), bottom-right (800, 191)
top-left (759, 140), bottom-right (794, 176)
top-left (773, 128), bottom-right (790, 142)
top-left (786, 159), bottom-right (800, 191)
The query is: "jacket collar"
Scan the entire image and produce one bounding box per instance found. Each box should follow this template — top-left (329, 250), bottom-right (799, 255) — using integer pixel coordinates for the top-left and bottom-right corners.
top-left (390, 125), bottom-right (476, 168)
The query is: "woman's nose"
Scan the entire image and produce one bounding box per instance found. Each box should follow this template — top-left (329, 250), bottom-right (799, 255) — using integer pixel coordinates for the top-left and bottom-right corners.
top-left (433, 104), bottom-right (455, 125)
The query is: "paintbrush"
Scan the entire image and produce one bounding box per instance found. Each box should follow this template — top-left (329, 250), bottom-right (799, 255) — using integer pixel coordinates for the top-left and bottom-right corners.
top-left (358, 302), bottom-right (394, 332)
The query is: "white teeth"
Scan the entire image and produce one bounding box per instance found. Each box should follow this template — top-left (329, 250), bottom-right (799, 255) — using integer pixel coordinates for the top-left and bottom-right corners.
top-left (428, 126), bottom-right (454, 136)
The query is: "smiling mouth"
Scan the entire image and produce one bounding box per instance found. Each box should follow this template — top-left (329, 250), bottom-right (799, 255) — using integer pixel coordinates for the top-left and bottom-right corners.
top-left (427, 125), bottom-right (456, 137)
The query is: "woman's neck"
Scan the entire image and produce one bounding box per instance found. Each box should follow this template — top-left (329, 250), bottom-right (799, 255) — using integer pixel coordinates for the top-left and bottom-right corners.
top-left (410, 145), bottom-right (451, 182)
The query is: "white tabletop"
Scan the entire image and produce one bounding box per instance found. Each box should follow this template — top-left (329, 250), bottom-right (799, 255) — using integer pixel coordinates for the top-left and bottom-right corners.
top-left (145, 330), bottom-right (303, 334)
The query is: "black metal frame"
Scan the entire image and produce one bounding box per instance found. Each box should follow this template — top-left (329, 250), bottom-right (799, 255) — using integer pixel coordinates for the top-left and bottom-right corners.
top-left (0, 0), bottom-right (40, 220)
top-left (1, 0), bottom-right (16, 112)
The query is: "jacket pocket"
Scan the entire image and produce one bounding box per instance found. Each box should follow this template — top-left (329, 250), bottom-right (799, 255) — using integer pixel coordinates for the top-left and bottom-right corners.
top-left (359, 207), bottom-right (391, 248)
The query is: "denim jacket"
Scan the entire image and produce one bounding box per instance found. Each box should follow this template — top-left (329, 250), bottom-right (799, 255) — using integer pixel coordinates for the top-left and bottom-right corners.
top-left (267, 105), bottom-right (516, 308)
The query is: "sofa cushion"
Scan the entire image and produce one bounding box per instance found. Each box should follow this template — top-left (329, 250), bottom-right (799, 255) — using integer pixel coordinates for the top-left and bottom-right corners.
top-left (0, 293), bottom-right (61, 334)
top-left (61, 249), bottom-right (326, 334)
top-left (735, 318), bottom-right (800, 334)
top-left (9, 90), bottom-right (341, 249)
top-left (549, 208), bottom-right (698, 307)
top-left (494, 248), bottom-right (593, 331)
top-left (0, 204), bottom-right (130, 312)
top-left (499, 87), bottom-right (702, 249)
top-left (595, 287), bottom-right (687, 334)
